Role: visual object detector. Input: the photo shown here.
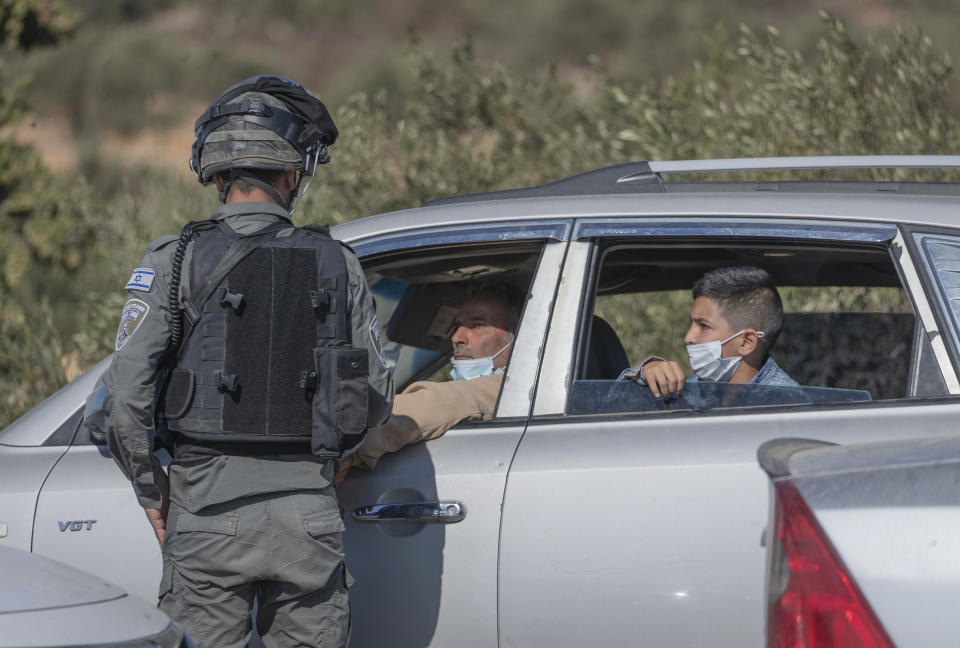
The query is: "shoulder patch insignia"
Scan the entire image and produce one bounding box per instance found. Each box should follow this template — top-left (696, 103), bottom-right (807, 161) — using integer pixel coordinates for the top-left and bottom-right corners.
top-left (125, 267), bottom-right (156, 292)
top-left (116, 298), bottom-right (150, 351)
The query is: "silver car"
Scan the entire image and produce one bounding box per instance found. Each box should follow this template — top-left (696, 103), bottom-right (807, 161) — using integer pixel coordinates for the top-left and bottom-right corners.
top-left (758, 435), bottom-right (960, 648)
top-left (0, 545), bottom-right (191, 647)
top-left (4, 156), bottom-right (960, 646)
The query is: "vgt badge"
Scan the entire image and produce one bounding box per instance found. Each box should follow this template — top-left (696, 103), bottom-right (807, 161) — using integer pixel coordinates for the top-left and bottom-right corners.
top-left (59, 520), bottom-right (97, 532)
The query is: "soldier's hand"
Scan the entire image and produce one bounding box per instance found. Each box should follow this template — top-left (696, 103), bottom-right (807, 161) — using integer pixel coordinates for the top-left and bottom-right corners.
top-left (334, 455), bottom-right (355, 487)
top-left (145, 501), bottom-right (169, 546)
top-left (641, 360), bottom-right (686, 398)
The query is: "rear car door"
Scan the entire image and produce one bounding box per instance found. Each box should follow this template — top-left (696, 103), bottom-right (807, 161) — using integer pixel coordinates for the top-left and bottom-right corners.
top-left (336, 220), bottom-right (569, 648)
top-left (498, 215), bottom-right (960, 647)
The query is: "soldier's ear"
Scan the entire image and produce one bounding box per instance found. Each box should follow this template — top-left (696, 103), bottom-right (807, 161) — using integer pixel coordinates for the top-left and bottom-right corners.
top-left (212, 173), bottom-right (226, 192)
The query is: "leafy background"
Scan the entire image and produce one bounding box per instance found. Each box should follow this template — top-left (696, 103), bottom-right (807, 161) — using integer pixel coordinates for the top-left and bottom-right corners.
top-left (2, 0), bottom-right (959, 425)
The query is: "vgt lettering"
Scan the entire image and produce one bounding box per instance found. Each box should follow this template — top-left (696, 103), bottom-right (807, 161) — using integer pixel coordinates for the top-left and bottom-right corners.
top-left (58, 520), bottom-right (97, 532)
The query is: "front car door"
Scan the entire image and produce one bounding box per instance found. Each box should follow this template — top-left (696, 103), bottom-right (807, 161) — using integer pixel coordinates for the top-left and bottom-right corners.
top-left (336, 219), bottom-right (570, 647)
top-left (29, 216), bottom-right (570, 648)
top-left (498, 214), bottom-right (960, 646)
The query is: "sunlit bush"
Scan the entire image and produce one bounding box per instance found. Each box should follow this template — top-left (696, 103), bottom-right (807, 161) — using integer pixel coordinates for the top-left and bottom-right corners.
top-left (2, 12), bottom-right (958, 425)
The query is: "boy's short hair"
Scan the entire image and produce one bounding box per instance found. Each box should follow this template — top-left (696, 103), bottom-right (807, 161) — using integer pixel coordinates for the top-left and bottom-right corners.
top-left (692, 266), bottom-right (784, 354)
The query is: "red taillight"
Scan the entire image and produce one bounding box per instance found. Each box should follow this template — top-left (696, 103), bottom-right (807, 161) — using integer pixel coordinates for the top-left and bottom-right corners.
top-left (768, 480), bottom-right (895, 648)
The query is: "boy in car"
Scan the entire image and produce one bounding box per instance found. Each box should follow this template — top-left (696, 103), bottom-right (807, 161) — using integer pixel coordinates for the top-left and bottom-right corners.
top-left (620, 265), bottom-right (798, 397)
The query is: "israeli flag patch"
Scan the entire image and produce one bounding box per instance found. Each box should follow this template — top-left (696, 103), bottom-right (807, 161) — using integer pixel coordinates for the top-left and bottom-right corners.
top-left (125, 267), bottom-right (155, 292)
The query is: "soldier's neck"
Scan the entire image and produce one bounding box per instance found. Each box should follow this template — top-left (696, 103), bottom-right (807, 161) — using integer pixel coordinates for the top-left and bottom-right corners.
top-left (225, 187), bottom-right (285, 206)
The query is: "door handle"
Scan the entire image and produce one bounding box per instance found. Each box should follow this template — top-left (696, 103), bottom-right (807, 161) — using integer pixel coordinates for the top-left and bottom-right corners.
top-left (353, 501), bottom-right (466, 524)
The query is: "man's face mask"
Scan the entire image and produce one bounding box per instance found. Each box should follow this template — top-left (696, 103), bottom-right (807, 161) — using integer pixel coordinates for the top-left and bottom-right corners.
top-left (450, 341), bottom-right (513, 381)
top-left (686, 329), bottom-right (764, 382)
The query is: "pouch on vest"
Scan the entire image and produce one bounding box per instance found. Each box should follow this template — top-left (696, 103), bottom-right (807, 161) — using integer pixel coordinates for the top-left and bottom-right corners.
top-left (311, 344), bottom-right (369, 457)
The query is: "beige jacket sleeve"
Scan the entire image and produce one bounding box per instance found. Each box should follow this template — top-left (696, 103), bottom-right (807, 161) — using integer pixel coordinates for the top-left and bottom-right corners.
top-left (353, 372), bottom-right (504, 469)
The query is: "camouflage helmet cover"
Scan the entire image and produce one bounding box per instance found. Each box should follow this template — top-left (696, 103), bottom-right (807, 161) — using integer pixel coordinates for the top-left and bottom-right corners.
top-left (198, 92), bottom-right (303, 181)
top-left (190, 75), bottom-right (338, 186)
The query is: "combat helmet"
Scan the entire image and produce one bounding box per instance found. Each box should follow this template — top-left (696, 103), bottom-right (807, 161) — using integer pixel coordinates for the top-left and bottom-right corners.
top-left (190, 75), bottom-right (338, 212)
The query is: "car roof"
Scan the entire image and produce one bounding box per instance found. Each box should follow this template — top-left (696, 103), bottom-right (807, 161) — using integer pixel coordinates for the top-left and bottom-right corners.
top-left (332, 156), bottom-right (960, 243)
top-left (334, 191), bottom-right (960, 243)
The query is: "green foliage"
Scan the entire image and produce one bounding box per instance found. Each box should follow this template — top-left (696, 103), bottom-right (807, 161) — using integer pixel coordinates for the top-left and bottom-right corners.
top-left (0, 0), bottom-right (77, 50)
top-left (0, 0), bottom-right (91, 424)
top-left (596, 291), bottom-right (693, 371)
top-left (26, 28), bottom-right (264, 137)
top-left (599, 16), bottom-right (958, 177)
top-left (3, 13), bottom-right (960, 426)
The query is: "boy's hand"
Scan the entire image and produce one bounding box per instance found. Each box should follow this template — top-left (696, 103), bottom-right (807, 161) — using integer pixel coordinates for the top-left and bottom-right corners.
top-left (641, 360), bottom-right (686, 398)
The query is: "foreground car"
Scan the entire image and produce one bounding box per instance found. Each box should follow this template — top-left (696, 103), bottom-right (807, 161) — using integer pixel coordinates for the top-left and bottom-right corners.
top-left (0, 546), bottom-right (191, 648)
top-left (5, 156), bottom-right (960, 646)
top-left (758, 436), bottom-right (960, 648)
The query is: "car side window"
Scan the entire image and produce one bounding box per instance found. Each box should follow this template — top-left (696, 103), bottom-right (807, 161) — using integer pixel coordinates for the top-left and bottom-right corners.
top-left (914, 233), bottom-right (960, 369)
top-left (360, 241), bottom-right (542, 397)
top-left (570, 240), bottom-right (950, 417)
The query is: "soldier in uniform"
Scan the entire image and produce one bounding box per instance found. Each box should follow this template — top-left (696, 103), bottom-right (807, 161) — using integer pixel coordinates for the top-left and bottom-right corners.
top-left (103, 75), bottom-right (393, 648)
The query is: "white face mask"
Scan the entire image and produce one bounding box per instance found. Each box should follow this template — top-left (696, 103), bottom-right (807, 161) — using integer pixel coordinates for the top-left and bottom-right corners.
top-left (686, 330), bottom-right (764, 383)
top-left (450, 341), bottom-right (512, 381)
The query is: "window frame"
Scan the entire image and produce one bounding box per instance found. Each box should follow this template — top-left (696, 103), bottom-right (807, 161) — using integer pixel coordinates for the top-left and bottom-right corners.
top-left (905, 226), bottom-right (960, 383)
top-left (347, 219), bottom-right (573, 420)
top-left (530, 216), bottom-right (958, 420)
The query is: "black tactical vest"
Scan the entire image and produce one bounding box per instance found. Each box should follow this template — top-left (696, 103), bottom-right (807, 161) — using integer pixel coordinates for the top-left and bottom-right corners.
top-left (163, 221), bottom-right (368, 458)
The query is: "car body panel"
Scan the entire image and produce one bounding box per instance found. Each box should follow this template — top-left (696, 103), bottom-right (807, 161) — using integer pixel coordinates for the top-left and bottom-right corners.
top-left (764, 436), bottom-right (960, 647)
top-left (332, 225), bottom-right (564, 646)
top-left (0, 446), bottom-right (67, 550)
top-left (495, 240), bottom-right (568, 417)
top-left (339, 425), bottom-right (523, 648)
top-left (0, 546), bottom-right (174, 648)
top-left (33, 443), bottom-right (163, 600)
top-left (351, 220), bottom-right (571, 257)
top-left (500, 403), bottom-right (960, 647)
top-left (499, 214), bottom-right (960, 645)
top-left (0, 544), bottom-right (126, 610)
top-left (335, 192), bottom-right (960, 244)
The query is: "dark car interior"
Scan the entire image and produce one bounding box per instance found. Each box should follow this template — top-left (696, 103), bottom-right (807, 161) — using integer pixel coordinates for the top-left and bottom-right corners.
top-left (363, 242), bottom-right (542, 390)
top-left (360, 236), bottom-right (949, 415)
top-left (574, 239), bottom-right (949, 414)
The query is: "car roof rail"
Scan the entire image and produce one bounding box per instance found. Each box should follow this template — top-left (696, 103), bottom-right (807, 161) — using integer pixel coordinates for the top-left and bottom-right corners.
top-left (424, 161), bottom-right (665, 206)
top-left (424, 155), bottom-right (960, 206)
top-left (646, 155), bottom-right (960, 176)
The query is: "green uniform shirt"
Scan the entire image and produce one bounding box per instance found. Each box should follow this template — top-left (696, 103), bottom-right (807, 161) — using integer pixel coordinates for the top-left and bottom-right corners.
top-left (104, 201), bottom-right (393, 511)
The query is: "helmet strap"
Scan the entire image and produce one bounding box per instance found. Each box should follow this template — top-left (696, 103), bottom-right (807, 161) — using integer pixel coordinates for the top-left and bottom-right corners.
top-left (288, 148), bottom-right (322, 216)
top-left (219, 170), bottom-right (288, 209)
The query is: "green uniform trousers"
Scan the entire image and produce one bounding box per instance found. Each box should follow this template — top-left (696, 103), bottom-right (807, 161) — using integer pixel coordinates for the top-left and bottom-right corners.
top-left (159, 487), bottom-right (350, 648)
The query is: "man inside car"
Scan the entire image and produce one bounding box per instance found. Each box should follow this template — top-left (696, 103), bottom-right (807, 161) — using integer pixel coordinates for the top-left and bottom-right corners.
top-left (620, 265), bottom-right (798, 397)
top-left (336, 282), bottom-right (521, 482)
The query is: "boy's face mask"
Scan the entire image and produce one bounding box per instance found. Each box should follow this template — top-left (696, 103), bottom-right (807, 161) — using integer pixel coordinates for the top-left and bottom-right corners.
top-left (686, 329), bottom-right (764, 382)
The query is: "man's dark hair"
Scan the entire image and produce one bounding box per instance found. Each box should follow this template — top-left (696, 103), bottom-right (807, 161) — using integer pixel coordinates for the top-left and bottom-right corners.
top-left (692, 266), bottom-right (784, 354)
top-left (471, 280), bottom-right (525, 334)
